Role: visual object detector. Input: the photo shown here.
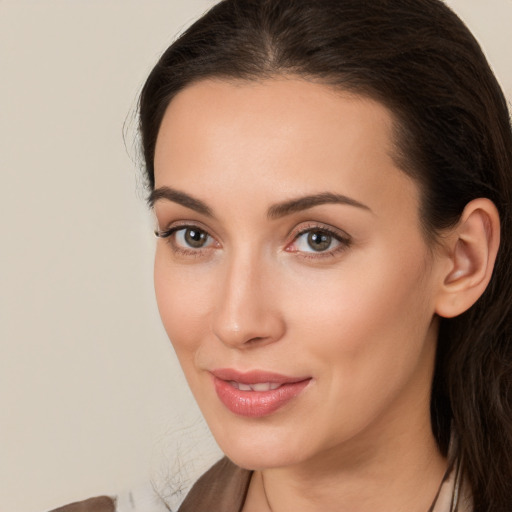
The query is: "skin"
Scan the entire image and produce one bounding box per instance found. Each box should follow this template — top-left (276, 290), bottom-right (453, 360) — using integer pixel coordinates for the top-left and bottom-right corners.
top-left (152, 78), bottom-right (452, 511)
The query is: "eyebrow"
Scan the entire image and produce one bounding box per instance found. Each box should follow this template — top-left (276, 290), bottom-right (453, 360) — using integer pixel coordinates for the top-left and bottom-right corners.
top-left (148, 186), bottom-right (214, 217)
top-left (148, 186), bottom-right (371, 218)
top-left (267, 192), bottom-right (372, 219)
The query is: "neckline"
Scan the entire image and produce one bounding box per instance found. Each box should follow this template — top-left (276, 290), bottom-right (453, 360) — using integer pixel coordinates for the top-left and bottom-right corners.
top-left (178, 454), bottom-right (466, 512)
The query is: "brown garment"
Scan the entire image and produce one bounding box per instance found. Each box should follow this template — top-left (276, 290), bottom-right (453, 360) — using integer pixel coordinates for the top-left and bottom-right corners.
top-left (178, 457), bottom-right (251, 512)
top-left (49, 455), bottom-right (472, 512)
top-left (177, 457), bottom-right (473, 512)
top-left (46, 459), bottom-right (250, 512)
top-left (49, 496), bottom-right (116, 512)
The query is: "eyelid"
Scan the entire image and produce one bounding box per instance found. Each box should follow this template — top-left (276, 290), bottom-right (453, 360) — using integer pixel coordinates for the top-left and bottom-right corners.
top-left (154, 220), bottom-right (351, 258)
top-left (154, 221), bottom-right (222, 258)
top-left (289, 222), bottom-right (351, 243)
top-left (155, 219), bottom-right (217, 239)
top-left (285, 222), bottom-right (352, 256)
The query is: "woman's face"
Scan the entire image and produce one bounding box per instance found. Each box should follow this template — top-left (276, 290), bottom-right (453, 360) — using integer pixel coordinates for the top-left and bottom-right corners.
top-left (152, 78), bottom-right (446, 470)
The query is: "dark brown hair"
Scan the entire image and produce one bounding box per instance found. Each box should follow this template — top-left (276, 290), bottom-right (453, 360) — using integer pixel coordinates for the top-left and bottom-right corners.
top-left (138, 0), bottom-right (512, 509)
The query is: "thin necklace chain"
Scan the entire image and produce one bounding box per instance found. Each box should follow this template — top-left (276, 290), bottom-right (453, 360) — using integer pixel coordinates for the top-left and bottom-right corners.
top-left (261, 473), bottom-right (273, 512)
top-left (260, 461), bottom-right (458, 512)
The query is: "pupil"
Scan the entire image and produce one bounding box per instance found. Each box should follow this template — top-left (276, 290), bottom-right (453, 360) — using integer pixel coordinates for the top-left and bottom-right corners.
top-left (185, 228), bottom-right (207, 248)
top-left (308, 231), bottom-right (331, 251)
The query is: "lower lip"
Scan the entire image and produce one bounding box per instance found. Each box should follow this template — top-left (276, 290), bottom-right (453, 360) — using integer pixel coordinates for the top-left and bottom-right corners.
top-left (213, 377), bottom-right (311, 418)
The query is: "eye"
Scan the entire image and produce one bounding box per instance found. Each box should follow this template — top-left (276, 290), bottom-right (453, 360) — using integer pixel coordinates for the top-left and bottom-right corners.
top-left (175, 227), bottom-right (213, 249)
top-left (287, 225), bottom-right (351, 256)
top-left (155, 225), bottom-right (216, 251)
top-left (297, 230), bottom-right (337, 252)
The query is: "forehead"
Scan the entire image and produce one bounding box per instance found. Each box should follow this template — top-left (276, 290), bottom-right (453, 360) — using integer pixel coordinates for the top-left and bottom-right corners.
top-left (153, 77), bottom-right (420, 224)
top-left (155, 77), bottom-right (396, 172)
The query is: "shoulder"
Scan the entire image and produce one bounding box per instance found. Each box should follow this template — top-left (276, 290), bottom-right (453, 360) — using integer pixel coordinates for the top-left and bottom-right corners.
top-left (178, 457), bottom-right (252, 512)
top-left (49, 496), bottom-right (116, 512)
top-left (47, 459), bottom-right (249, 512)
top-left (48, 483), bottom-right (172, 512)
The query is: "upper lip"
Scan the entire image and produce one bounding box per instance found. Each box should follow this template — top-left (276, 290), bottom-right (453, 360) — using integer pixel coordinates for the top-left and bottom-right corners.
top-left (210, 368), bottom-right (311, 385)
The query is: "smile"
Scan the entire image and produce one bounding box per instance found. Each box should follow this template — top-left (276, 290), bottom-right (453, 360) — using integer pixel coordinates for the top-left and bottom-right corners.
top-left (228, 381), bottom-right (282, 391)
top-left (211, 369), bottom-right (312, 418)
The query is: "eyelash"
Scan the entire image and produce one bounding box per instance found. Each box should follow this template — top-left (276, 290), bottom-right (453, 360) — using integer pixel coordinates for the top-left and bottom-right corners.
top-left (155, 223), bottom-right (217, 258)
top-left (287, 223), bottom-right (352, 259)
top-left (155, 223), bottom-right (352, 259)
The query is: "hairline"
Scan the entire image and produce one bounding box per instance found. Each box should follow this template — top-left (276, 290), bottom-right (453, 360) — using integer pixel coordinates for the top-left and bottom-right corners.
top-left (152, 71), bottom-right (443, 246)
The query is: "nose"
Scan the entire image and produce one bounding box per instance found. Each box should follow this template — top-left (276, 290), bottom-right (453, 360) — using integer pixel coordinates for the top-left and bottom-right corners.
top-left (211, 252), bottom-right (286, 349)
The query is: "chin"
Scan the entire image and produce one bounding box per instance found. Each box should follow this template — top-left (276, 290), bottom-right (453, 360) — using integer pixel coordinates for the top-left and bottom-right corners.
top-left (224, 446), bottom-right (302, 471)
top-left (212, 424), bottom-right (311, 471)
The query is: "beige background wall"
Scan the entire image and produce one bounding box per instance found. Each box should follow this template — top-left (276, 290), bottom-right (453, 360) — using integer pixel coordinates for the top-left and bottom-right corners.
top-left (1, 1), bottom-right (510, 511)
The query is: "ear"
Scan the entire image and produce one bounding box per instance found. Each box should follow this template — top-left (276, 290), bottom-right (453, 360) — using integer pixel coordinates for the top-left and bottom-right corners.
top-left (435, 198), bottom-right (500, 318)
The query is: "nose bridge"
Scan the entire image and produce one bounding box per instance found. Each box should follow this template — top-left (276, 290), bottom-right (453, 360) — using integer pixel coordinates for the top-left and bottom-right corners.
top-left (212, 244), bottom-right (284, 348)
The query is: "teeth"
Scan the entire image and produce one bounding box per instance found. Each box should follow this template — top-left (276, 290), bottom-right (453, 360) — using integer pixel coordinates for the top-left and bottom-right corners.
top-left (251, 382), bottom-right (279, 391)
top-left (228, 381), bottom-right (282, 392)
top-left (249, 383), bottom-right (269, 391)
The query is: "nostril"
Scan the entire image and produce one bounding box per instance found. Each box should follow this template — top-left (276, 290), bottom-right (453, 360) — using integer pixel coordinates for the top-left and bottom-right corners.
top-left (211, 297), bottom-right (286, 348)
top-left (246, 336), bottom-right (266, 345)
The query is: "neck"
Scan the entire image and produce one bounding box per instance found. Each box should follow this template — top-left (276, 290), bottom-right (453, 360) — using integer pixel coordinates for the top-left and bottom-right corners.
top-left (243, 405), bottom-right (447, 512)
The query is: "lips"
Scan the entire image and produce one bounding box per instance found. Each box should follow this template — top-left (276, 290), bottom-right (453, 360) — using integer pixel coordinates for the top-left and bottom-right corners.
top-left (211, 369), bottom-right (311, 417)
top-left (229, 381), bottom-right (282, 391)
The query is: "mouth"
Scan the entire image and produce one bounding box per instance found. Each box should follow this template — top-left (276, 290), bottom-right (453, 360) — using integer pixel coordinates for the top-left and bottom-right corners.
top-left (210, 369), bottom-right (312, 417)
top-left (227, 381), bottom-right (283, 391)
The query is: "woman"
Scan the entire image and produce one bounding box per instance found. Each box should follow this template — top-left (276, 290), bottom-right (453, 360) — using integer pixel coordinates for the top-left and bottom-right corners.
top-left (53, 0), bottom-right (512, 511)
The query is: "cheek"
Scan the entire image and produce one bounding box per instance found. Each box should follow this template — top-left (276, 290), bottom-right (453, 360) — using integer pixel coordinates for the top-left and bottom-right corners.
top-left (285, 242), bottom-right (435, 385)
top-left (153, 249), bottom-right (212, 358)
top-left (277, 248), bottom-right (437, 444)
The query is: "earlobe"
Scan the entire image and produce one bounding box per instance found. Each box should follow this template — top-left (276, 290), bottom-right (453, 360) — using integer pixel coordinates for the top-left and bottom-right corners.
top-left (435, 198), bottom-right (500, 318)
